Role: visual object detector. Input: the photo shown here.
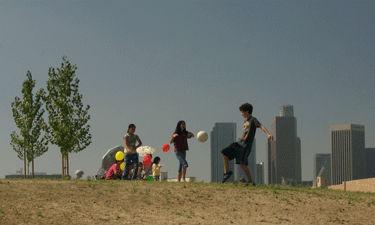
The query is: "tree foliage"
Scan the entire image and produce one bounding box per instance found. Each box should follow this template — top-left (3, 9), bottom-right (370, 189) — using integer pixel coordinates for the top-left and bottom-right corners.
top-left (10, 71), bottom-right (48, 175)
top-left (44, 56), bottom-right (91, 158)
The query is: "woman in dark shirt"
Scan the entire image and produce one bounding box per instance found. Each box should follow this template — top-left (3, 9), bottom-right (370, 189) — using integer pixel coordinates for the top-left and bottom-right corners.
top-left (170, 120), bottom-right (194, 182)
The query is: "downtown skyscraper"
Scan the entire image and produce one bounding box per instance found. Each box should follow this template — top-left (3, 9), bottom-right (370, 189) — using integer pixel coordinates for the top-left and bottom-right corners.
top-left (266, 105), bottom-right (301, 184)
top-left (314, 154), bottom-right (331, 186)
top-left (211, 123), bottom-right (236, 183)
top-left (331, 124), bottom-right (366, 185)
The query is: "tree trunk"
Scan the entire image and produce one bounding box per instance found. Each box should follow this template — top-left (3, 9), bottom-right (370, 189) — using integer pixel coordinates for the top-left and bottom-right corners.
top-left (32, 156), bottom-right (34, 179)
top-left (62, 152), bottom-right (69, 179)
top-left (67, 153), bottom-right (69, 177)
top-left (24, 149), bottom-right (26, 179)
top-left (62, 154), bottom-right (65, 178)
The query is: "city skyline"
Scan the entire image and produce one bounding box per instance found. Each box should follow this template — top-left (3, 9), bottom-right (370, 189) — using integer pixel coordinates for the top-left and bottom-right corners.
top-left (267, 105), bottom-right (302, 184)
top-left (331, 124), bottom-right (366, 185)
top-left (1, 2), bottom-right (374, 182)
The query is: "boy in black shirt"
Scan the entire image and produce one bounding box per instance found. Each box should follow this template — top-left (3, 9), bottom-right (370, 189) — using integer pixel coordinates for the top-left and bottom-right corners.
top-left (221, 103), bottom-right (274, 184)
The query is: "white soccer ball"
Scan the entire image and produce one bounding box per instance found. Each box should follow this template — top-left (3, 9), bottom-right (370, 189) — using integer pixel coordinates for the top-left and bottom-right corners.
top-left (197, 131), bottom-right (208, 142)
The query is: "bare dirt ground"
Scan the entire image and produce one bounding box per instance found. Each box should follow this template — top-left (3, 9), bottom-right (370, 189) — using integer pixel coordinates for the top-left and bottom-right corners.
top-left (1, 179), bottom-right (375, 225)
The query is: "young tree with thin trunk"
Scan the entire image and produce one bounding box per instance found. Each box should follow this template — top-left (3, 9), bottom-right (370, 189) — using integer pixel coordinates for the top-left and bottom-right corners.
top-left (10, 71), bottom-right (48, 178)
top-left (44, 56), bottom-right (92, 178)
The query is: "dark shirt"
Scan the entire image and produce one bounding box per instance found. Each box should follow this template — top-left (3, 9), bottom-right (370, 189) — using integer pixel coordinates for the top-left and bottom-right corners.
top-left (238, 117), bottom-right (261, 149)
top-left (172, 132), bottom-right (189, 152)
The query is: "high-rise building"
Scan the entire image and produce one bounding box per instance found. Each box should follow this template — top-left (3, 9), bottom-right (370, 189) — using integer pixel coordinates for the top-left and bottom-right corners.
top-left (257, 162), bottom-right (264, 184)
top-left (313, 154), bottom-right (331, 186)
top-left (211, 123), bottom-right (236, 183)
top-left (365, 148), bottom-right (375, 178)
top-left (331, 124), bottom-right (366, 185)
top-left (234, 139), bottom-right (256, 183)
top-left (266, 105), bottom-right (302, 184)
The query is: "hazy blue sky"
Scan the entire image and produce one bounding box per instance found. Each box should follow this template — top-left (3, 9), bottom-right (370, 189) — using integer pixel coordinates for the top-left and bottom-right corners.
top-left (1, 1), bottom-right (374, 182)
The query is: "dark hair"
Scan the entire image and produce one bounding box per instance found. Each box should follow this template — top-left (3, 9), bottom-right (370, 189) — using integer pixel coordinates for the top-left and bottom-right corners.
top-left (239, 103), bottom-right (253, 114)
top-left (153, 156), bottom-right (161, 164)
top-left (174, 120), bottom-right (188, 135)
top-left (114, 159), bottom-right (124, 164)
top-left (127, 124), bottom-right (136, 133)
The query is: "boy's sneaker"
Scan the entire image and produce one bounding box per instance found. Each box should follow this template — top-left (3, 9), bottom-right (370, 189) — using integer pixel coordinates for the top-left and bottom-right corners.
top-left (239, 178), bottom-right (256, 186)
top-left (221, 171), bottom-right (233, 183)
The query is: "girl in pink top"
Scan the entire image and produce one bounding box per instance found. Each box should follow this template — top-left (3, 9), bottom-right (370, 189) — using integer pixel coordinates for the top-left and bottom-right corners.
top-left (106, 160), bottom-right (123, 180)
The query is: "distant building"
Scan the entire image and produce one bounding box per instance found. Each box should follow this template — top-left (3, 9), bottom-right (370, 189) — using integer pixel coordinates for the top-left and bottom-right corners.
top-left (331, 124), bottom-right (366, 185)
top-left (257, 162), bottom-right (264, 184)
top-left (234, 139), bottom-right (256, 183)
top-left (314, 154), bottom-right (331, 186)
top-left (267, 105), bottom-right (302, 184)
top-left (365, 148), bottom-right (375, 178)
top-left (211, 123), bottom-right (236, 183)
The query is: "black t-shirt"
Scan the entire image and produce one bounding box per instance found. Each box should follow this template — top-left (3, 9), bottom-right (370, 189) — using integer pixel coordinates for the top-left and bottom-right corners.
top-left (238, 117), bottom-right (261, 149)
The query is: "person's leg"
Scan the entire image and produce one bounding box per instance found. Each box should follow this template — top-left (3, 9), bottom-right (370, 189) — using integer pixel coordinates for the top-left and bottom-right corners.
top-left (240, 164), bottom-right (253, 182)
top-left (122, 154), bottom-right (131, 180)
top-left (222, 155), bottom-right (229, 174)
top-left (132, 154), bottom-right (139, 180)
top-left (175, 151), bottom-right (184, 182)
top-left (177, 172), bottom-right (182, 182)
top-left (182, 167), bottom-right (187, 182)
top-left (180, 151), bottom-right (188, 181)
top-left (221, 144), bottom-right (236, 183)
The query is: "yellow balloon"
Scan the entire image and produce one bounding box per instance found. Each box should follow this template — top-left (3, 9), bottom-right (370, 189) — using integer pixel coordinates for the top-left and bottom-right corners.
top-left (115, 151), bottom-right (124, 161)
top-left (120, 162), bottom-right (125, 171)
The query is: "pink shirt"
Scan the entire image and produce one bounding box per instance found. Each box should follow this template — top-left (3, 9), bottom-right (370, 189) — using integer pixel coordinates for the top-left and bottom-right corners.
top-left (106, 164), bottom-right (120, 180)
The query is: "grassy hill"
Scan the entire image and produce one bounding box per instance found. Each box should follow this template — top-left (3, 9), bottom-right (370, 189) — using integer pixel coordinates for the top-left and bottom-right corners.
top-left (1, 179), bottom-right (375, 224)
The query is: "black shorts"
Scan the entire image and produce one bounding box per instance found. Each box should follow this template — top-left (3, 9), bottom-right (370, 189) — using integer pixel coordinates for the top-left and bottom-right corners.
top-left (221, 142), bottom-right (252, 166)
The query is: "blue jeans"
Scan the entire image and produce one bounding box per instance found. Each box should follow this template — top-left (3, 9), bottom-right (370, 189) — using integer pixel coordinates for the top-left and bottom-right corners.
top-left (122, 153), bottom-right (139, 180)
top-left (175, 150), bottom-right (188, 172)
top-left (153, 175), bottom-right (160, 181)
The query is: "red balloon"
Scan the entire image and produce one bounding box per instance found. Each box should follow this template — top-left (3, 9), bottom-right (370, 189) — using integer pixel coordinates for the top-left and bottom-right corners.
top-left (143, 155), bottom-right (152, 167)
top-left (162, 143), bottom-right (170, 152)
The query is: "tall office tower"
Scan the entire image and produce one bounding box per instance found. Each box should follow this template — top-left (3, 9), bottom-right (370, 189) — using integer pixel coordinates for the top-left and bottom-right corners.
top-left (313, 154), bottom-right (331, 186)
top-left (211, 123), bottom-right (236, 183)
top-left (331, 124), bottom-right (366, 185)
top-left (364, 148), bottom-right (375, 178)
top-left (234, 139), bottom-right (256, 183)
top-left (257, 162), bottom-right (264, 184)
top-left (266, 105), bottom-right (302, 184)
top-left (279, 104), bottom-right (294, 117)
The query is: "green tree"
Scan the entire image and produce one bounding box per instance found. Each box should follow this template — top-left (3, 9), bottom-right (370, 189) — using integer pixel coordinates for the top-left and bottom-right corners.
top-left (10, 71), bottom-right (48, 178)
top-left (44, 56), bottom-right (91, 178)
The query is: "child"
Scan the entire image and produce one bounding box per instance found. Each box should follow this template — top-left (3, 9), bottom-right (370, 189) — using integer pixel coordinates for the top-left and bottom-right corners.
top-left (143, 154), bottom-right (153, 179)
top-left (137, 162), bottom-right (144, 179)
top-left (106, 159), bottom-right (124, 180)
top-left (152, 156), bottom-right (162, 181)
top-left (221, 103), bottom-right (274, 185)
top-left (170, 120), bottom-right (194, 182)
top-left (122, 124), bottom-right (143, 180)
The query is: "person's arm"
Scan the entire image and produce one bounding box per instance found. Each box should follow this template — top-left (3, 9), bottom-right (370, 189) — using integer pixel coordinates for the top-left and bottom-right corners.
top-left (259, 125), bottom-right (274, 141)
top-left (136, 136), bottom-right (142, 149)
top-left (124, 136), bottom-right (132, 154)
top-left (186, 132), bottom-right (194, 139)
top-left (170, 133), bottom-right (178, 144)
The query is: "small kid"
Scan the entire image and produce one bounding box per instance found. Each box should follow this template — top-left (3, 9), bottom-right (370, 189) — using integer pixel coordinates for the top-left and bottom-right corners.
top-left (106, 159), bottom-right (124, 180)
top-left (152, 156), bottom-right (162, 181)
top-left (221, 103), bottom-right (274, 185)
